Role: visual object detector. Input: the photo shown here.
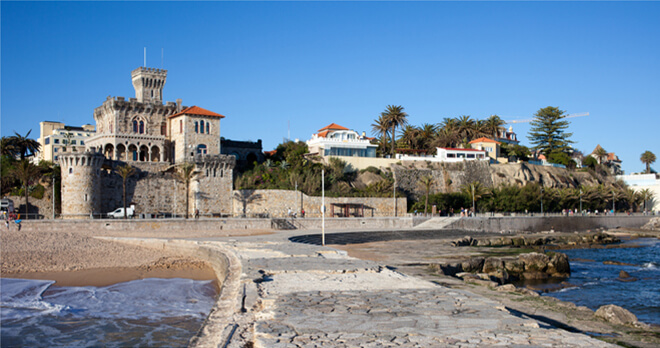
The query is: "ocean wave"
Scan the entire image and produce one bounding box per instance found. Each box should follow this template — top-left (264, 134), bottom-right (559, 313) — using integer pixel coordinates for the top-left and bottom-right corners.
top-left (642, 262), bottom-right (658, 269)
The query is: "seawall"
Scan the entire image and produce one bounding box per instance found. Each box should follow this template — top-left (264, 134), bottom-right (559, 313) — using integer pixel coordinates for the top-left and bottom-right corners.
top-left (446, 215), bottom-right (654, 233)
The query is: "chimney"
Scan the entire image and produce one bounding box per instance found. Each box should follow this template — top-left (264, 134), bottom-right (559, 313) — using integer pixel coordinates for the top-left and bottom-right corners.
top-left (176, 98), bottom-right (182, 112)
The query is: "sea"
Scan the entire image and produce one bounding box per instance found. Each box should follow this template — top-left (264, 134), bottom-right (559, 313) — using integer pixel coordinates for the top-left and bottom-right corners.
top-left (541, 238), bottom-right (660, 326)
top-left (0, 277), bottom-right (217, 347)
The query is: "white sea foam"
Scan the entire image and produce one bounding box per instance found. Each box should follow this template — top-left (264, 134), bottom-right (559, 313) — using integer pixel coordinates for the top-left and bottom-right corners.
top-left (642, 262), bottom-right (658, 269)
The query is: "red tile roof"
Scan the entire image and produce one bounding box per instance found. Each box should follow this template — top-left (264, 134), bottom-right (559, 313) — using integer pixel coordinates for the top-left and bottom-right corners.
top-left (439, 147), bottom-right (486, 152)
top-left (318, 123), bottom-right (349, 132)
top-left (169, 106), bottom-right (225, 119)
top-left (316, 130), bottom-right (331, 138)
top-left (469, 137), bottom-right (501, 145)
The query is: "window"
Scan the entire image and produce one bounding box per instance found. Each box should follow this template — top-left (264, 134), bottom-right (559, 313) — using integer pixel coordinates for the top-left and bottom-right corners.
top-left (69, 168), bottom-right (73, 174)
top-left (54, 139), bottom-right (60, 144)
top-left (71, 140), bottom-right (77, 145)
top-left (54, 156), bottom-right (58, 160)
top-left (133, 120), bottom-right (139, 133)
top-left (197, 144), bottom-right (207, 155)
top-left (200, 121), bottom-right (205, 134)
top-left (447, 153), bottom-right (456, 158)
top-left (467, 154), bottom-right (475, 159)
top-left (45, 138), bottom-right (50, 145)
top-left (54, 148), bottom-right (58, 153)
top-left (80, 140), bottom-right (85, 145)
top-left (195, 122), bottom-right (199, 133)
top-left (139, 121), bottom-right (144, 134)
top-left (206, 122), bottom-right (210, 134)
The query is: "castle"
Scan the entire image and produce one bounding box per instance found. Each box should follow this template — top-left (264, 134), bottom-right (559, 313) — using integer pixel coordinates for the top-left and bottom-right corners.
top-left (58, 67), bottom-right (235, 218)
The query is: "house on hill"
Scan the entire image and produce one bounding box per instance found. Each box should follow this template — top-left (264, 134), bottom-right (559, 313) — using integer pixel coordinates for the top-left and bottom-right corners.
top-left (590, 145), bottom-right (623, 175)
top-left (306, 123), bottom-right (377, 158)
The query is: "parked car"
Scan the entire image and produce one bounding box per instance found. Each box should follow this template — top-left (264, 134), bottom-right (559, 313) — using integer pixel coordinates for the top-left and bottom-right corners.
top-left (107, 204), bottom-right (135, 218)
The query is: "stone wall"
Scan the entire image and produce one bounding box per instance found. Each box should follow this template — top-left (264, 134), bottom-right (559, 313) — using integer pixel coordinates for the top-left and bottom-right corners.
top-left (232, 189), bottom-right (407, 218)
top-left (6, 195), bottom-right (53, 219)
top-left (446, 215), bottom-right (654, 233)
top-left (394, 161), bottom-right (493, 200)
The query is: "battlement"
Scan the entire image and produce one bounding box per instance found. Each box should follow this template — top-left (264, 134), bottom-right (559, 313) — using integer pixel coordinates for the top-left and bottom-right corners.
top-left (131, 67), bottom-right (167, 76)
top-left (194, 154), bottom-right (236, 167)
top-left (58, 150), bottom-right (105, 169)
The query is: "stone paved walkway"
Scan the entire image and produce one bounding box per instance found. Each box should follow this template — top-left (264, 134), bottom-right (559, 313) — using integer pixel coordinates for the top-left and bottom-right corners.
top-left (214, 238), bottom-right (614, 347)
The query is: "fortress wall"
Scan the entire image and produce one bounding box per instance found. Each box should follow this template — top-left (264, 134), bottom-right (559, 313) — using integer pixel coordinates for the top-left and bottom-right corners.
top-left (232, 189), bottom-right (407, 218)
top-left (446, 215), bottom-right (654, 233)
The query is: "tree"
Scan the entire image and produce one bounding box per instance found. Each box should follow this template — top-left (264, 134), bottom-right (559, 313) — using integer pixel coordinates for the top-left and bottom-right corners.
top-left (115, 164), bottom-right (136, 219)
top-left (640, 151), bottom-right (656, 174)
top-left (381, 105), bottom-right (408, 157)
top-left (9, 130), bottom-right (41, 160)
top-left (11, 159), bottom-right (40, 217)
top-left (528, 106), bottom-right (573, 158)
top-left (401, 125), bottom-right (421, 149)
top-left (1, 137), bottom-right (19, 158)
top-left (582, 156), bottom-right (598, 170)
top-left (455, 115), bottom-right (476, 143)
top-left (175, 162), bottom-right (199, 219)
top-left (418, 175), bottom-right (435, 214)
top-left (371, 114), bottom-right (391, 156)
top-left (460, 181), bottom-right (489, 213)
top-left (484, 115), bottom-right (506, 139)
top-left (639, 188), bottom-right (654, 212)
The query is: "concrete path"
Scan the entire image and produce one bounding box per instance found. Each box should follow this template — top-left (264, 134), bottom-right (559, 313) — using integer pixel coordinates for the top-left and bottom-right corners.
top-left (208, 233), bottom-right (615, 347)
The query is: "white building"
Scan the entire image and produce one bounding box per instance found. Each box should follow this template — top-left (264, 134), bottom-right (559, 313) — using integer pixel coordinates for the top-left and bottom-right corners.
top-left (396, 147), bottom-right (488, 163)
top-left (616, 173), bottom-right (660, 213)
top-left (37, 121), bottom-right (96, 162)
top-left (306, 123), bottom-right (377, 158)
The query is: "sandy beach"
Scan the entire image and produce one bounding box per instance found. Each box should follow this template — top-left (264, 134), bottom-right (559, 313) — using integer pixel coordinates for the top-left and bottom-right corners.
top-left (0, 227), bottom-right (235, 287)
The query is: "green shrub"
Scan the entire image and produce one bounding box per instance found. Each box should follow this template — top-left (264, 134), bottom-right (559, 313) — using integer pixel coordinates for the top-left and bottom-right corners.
top-left (30, 184), bottom-right (45, 199)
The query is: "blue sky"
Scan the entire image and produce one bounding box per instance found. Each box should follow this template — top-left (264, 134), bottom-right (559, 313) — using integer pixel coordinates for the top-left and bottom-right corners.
top-left (2, 1), bottom-right (658, 174)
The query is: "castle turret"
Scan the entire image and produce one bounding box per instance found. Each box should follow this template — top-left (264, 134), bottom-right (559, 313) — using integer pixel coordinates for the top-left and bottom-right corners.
top-left (131, 67), bottom-right (167, 103)
top-left (58, 151), bottom-right (105, 219)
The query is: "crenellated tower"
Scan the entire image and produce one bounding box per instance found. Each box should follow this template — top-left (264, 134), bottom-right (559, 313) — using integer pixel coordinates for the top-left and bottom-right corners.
top-left (192, 154), bottom-right (236, 216)
top-left (131, 67), bottom-right (167, 103)
top-left (58, 151), bottom-right (105, 219)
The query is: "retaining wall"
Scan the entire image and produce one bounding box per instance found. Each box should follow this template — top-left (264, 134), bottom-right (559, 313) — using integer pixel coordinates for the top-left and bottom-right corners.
top-left (446, 215), bottom-right (655, 233)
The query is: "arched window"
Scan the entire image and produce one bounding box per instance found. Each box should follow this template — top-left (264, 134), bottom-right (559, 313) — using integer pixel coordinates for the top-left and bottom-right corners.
top-left (139, 121), bottom-right (144, 134)
top-left (195, 122), bottom-right (199, 133)
top-left (196, 144), bottom-right (207, 155)
top-left (200, 121), bottom-right (205, 134)
top-left (206, 122), bottom-right (210, 134)
top-left (133, 120), bottom-right (138, 133)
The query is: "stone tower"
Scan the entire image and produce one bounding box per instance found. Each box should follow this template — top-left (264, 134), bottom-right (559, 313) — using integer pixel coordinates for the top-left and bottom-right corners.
top-left (58, 151), bottom-right (105, 219)
top-left (131, 67), bottom-right (167, 103)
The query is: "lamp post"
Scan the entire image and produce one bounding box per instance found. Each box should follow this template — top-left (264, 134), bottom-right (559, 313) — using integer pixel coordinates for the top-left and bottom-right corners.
top-left (393, 170), bottom-right (397, 217)
top-left (579, 189), bottom-right (583, 215)
top-left (471, 184), bottom-right (475, 217)
top-left (321, 169), bottom-right (325, 246)
top-left (612, 190), bottom-right (615, 215)
top-left (540, 186), bottom-right (544, 216)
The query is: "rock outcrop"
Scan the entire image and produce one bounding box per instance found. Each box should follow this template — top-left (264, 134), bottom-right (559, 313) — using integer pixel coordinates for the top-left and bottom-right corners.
top-left (641, 217), bottom-right (660, 231)
top-left (435, 251), bottom-right (570, 283)
top-left (594, 304), bottom-right (640, 326)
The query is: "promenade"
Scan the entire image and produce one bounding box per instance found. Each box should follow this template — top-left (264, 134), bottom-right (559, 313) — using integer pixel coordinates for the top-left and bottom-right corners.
top-left (106, 226), bottom-right (618, 347)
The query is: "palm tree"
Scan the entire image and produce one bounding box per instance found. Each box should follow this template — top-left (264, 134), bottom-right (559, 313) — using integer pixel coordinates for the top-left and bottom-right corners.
top-left (594, 146), bottom-right (608, 164)
top-left (418, 175), bottom-right (434, 214)
top-left (640, 151), bottom-right (656, 174)
top-left (371, 114), bottom-right (391, 156)
top-left (418, 123), bottom-right (437, 150)
top-left (455, 115), bottom-right (476, 144)
top-left (175, 162), bottom-right (199, 219)
top-left (460, 181), bottom-right (489, 214)
top-left (10, 130), bottom-right (41, 160)
top-left (115, 164), bottom-right (136, 219)
top-left (1, 137), bottom-right (19, 158)
top-left (639, 188), bottom-right (654, 212)
top-left (401, 125), bottom-right (421, 149)
top-left (381, 105), bottom-right (408, 157)
top-left (11, 159), bottom-right (40, 217)
top-left (484, 115), bottom-right (506, 139)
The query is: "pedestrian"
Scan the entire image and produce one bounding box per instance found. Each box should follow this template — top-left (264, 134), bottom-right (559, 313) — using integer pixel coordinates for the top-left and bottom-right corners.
top-left (301, 209), bottom-right (305, 218)
top-left (5, 219), bottom-right (9, 230)
top-left (288, 207), bottom-right (292, 217)
top-left (16, 219), bottom-right (21, 231)
top-left (194, 209), bottom-right (199, 219)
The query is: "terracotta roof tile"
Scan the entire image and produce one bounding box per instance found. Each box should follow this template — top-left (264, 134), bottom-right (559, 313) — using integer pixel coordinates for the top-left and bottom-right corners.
top-left (469, 137), bottom-right (501, 145)
top-left (316, 130), bottom-right (331, 138)
top-left (318, 123), bottom-right (349, 132)
top-left (169, 106), bottom-right (225, 119)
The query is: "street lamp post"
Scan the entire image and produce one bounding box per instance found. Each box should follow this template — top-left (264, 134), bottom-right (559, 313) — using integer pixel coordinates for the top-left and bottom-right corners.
top-left (579, 189), bottom-right (583, 215)
top-left (540, 186), bottom-right (544, 215)
top-left (471, 184), bottom-right (475, 217)
top-left (612, 190), bottom-right (615, 215)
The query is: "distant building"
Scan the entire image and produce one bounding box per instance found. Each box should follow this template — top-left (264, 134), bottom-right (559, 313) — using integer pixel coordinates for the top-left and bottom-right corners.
top-left (37, 121), bottom-right (96, 162)
top-left (495, 126), bottom-right (519, 145)
top-left (396, 147), bottom-right (488, 163)
top-left (221, 138), bottom-right (265, 168)
top-left (469, 137), bottom-right (501, 160)
top-left (306, 123), bottom-right (377, 158)
top-left (616, 173), bottom-right (660, 213)
top-left (590, 145), bottom-right (623, 175)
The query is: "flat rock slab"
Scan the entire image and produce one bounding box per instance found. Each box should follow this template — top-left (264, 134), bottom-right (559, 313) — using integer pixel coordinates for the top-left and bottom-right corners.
top-left (222, 240), bottom-right (615, 347)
